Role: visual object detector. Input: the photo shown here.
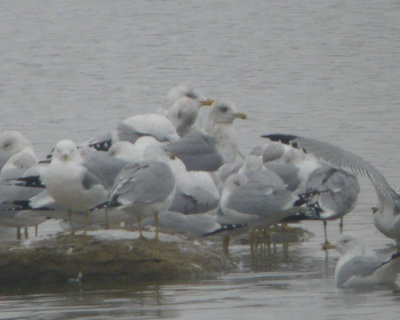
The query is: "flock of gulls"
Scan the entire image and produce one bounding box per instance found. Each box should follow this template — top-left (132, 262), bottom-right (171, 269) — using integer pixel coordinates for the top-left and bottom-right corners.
top-left (1, 84), bottom-right (400, 289)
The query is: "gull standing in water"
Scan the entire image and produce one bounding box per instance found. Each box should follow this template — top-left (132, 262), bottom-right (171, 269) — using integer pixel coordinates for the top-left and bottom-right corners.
top-left (263, 134), bottom-right (400, 249)
top-left (260, 141), bottom-right (360, 248)
top-left (334, 234), bottom-right (400, 288)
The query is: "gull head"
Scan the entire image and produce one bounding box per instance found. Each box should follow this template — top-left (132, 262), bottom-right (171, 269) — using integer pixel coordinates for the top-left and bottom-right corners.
top-left (208, 100), bottom-right (247, 124)
top-left (225, 173), bottom-right (248, 192)
top-left (169, 97), bottom-right (202, 136)
top-left (0, 130), bottom-right (32, 156)
top-left (53, 140), bottom-right (80, 162)
top-left (164, 84), bottom-right (213, 108)
top-left (334, 234), bottom-right (365, 255)
top-left (262, 142), bottom-right (286, 163)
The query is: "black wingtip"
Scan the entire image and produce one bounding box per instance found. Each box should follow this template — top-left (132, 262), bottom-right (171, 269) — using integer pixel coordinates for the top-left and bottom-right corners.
top-left (89, 139), bottom-right (113, 152)
top-left (202, 223), bottom-right (247, 237)
top-left (90, 196), bottom-right (121, 212)
top-left (9, 200), bottom-right (54, 211)
top-left (391, 251), bottom-right (400, 260)
top-left (10, 176), bottom-right (46, 188)
top-left (261, 134), bottom-right (298, 145)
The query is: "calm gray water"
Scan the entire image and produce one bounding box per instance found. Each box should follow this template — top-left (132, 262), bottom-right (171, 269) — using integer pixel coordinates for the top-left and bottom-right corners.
top-left (1, 0), bottom-right (400, 318)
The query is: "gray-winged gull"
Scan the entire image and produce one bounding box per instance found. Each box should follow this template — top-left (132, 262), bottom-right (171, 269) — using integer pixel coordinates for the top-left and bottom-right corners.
top-left (304, 166), bottom-right (360, 249)
top-left (263, 134), bottom-right (400, 249)
top-left (92, 159), bottom-right (176, 239)
top-left (262, 140), bottom-right (360, 246)
top-left (22, 140), bottom-right (129, 231)
top-left (160, 84), bottom-right (213, 112)
top-left (167, 100), bottom-right (247, 171)
top-left (0, 131), bottom-right (37, 180)
top-left (0, 183), bottom-right (49, 239)
top-left (219, 169), bottom-right (314, 227)
top-left (334, 234), bottom-right (400, 288)
top-left (87, 84), bottom-right (213, 151)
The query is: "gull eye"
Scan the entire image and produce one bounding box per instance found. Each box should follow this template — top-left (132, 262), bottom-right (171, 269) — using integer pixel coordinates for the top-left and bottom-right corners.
top-left (218, 105), bottom-right (229, 112)
top-left (186, 92), bottom-right (197, 99)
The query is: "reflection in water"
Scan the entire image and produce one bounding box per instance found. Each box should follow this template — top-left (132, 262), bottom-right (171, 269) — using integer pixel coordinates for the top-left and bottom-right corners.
top-left (1, 0), bottom-right (400, 318)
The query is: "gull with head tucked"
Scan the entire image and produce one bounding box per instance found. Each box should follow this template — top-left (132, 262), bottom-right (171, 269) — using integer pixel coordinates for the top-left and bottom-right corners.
top-left (334, 234), bottom-right (400, 288)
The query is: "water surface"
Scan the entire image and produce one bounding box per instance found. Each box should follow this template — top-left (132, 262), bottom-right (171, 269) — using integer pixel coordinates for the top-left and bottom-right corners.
top-left (1, 0), bottom-right (400, 318)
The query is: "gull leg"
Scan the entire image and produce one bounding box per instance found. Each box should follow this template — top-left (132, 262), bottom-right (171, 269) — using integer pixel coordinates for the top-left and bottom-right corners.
top-left (105, 208), bottom-right (110, 229)
top-left (250, 228), bottom-right (259, 252)
top-left (137, 215), bottom-right (144, 239)
top-left (24, 227), bottom-right (29, 239)
top-left (84, 210), bottom-right (89, 236)
top-left (154, 211), bottom-right (159, 241)
top-left (339, 217), bottom-right (344, 234)
top-left (16, 227), bottom-right (21, 240)
top-left (35, 224), bottom-right (38, 237)
top-left (68, 209), bottom-right (75, 235)
top-left (222, 235), bottom-right (230, 254)
top-left (322, 221), bottom-right (334, 250)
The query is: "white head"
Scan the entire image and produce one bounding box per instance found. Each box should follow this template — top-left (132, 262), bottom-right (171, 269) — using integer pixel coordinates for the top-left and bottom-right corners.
top-left (262, 142), bottom-right (286, 163)
top-left (334, 234), bottom-right (365, 255)
top-left (164, 84), bottom-right (213, 108)
top-left (168, 97), bottom-right (202, 136)
top-left (207, 100), bottom-right (247, 124)
top-left (53, 140), bottom-right (80, 162)
top-left (0, 131), bottom-right (32, 157)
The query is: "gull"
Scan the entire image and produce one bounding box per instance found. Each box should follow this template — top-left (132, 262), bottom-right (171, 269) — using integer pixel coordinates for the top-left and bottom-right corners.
top-left (303, 166), bottom-right (360, 249)
top-left (87, 113), bottom-right (179, 151)
top-left (28, 140), bottom-right (128, 230)
top-left (0, 183), bottom-right (49, 240)
top-left (267, 145), bottom-right (360, 248)
top-left (263, 134), bottom-right (400, 249)
top-left (0, 131), bottom-right (37, 181)
top-left (143, 211), bottom-right (222, 237)
top-left (92, 159), bottom-right (176, 239)
top-left (218, 168), bottom-right (314, 227)
top-left (167, 100), bottom-right (247, 171)
top-left (160, 83), bottom-right (214, 112)
top-left (158, 84), bottom-right (214, 137)
top-left (88, 84), bottom-right (213, 151)
top-left (334, 234), bottom-right (400, 288)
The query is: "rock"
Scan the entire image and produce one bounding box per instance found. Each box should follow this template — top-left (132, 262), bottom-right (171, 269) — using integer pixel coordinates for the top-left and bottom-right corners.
top-left (0, 231), bottom-right (236, 288)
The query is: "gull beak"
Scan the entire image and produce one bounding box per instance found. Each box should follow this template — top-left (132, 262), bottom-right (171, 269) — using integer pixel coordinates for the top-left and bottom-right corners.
top-left (200, 99), bottom-right (214, 106)
top-left (371, 206), bottom-right (379, 214)
top-left (169, 153), bottom-right (176, 160)
top-left (39, 159), bottom-right (51, 164)
top-left (234, 112), bottom-right (247, 120)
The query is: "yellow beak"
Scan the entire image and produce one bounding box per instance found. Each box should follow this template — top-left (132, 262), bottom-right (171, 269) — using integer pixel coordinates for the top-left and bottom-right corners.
top-left (234, 112), bottom-right (247, 120)
top-left (200, 99), bottom-right (214, 106)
